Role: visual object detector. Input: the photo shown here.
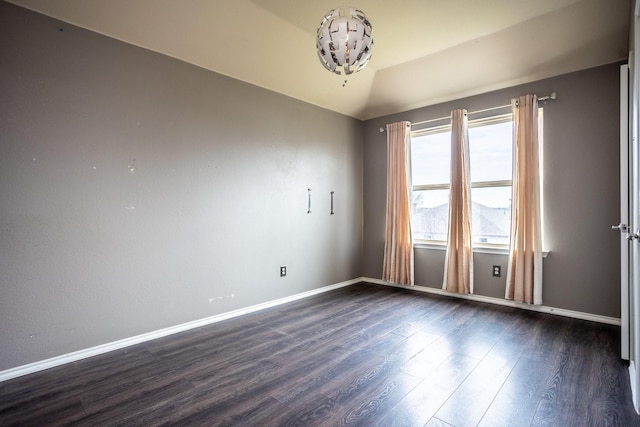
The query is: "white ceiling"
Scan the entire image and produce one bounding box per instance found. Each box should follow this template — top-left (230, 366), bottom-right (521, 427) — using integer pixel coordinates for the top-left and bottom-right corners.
top-left (8, 0), bottom-right (631, 120)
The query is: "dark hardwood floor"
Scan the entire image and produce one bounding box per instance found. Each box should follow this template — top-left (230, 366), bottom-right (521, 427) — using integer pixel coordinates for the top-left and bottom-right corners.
top-left (2, 282), bottom-right (639, 426)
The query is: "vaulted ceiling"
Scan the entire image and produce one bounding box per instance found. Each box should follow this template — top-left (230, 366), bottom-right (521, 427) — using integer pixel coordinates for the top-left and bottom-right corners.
top-left (8, 0), bottom-right (631, 120)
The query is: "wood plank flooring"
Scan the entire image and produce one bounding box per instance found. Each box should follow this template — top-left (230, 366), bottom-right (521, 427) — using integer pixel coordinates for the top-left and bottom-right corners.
top-left (1, 282), bottom-right (639, 426)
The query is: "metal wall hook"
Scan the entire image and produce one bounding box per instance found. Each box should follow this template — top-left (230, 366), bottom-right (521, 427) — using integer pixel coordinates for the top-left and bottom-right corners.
top-left (330, 191), bottom-right (335, 215)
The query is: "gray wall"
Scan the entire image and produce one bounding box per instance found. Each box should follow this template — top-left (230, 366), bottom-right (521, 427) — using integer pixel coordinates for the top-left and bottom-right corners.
top-left (0, 2), bottom-right (363, 371)
top-left (363, 63), bottom-right (622, 318)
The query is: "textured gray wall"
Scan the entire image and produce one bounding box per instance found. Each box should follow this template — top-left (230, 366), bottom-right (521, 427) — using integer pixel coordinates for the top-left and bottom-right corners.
top-left (363, 63), bottom-right (622, 318)
top-left (0, 2), bottom-right (363, 371)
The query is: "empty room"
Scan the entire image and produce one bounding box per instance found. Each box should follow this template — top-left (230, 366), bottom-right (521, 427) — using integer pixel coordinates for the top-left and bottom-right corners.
top-left (2, 0), bottom-right (640, 425)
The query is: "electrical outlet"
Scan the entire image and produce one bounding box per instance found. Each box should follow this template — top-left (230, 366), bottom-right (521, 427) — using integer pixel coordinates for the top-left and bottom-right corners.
top-left (280, 265), bottom-right (287, 277)
top-left (492, 265), bottom-right (501, 277)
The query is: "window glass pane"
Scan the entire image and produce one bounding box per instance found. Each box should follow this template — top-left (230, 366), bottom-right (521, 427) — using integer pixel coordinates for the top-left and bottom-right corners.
top-left (409, 114), bottom-right (533, 245)
top-left (469, 121), bottom-right (512, 182)
top-left (472, 186), bottom-right (511, 245)
top-left (411, 131), bottom-right (450, 186)
top-left (411, 189), bottom-right (449, 241)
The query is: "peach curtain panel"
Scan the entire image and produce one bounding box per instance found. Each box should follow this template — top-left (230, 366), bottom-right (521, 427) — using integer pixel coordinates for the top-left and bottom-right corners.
top-left (506, 95), bottom-right (543, 304)
top-left (443, 109), bottom-right (473, 294)
top-left (383, 121), bottom-right (414, 285)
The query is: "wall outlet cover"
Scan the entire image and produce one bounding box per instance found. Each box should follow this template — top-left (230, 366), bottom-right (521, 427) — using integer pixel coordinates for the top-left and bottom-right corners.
top-left (492, 265), bottom-right (501, 277)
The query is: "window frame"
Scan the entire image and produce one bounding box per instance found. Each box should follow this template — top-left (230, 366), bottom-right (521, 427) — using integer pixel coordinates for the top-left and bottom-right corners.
top-left (410, 112), bottom-right (517, 248)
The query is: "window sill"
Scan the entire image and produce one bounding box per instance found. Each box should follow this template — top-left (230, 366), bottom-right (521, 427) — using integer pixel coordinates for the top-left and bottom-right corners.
top-left (413, 242), bottom-right (549, 257)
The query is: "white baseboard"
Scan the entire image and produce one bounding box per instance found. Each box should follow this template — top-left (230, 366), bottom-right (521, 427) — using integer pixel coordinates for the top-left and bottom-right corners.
top-left (362, 277), bottom-right (622, 326)
top-left (0, 278), bottom-right (359, 383)
top-left (1, 276), bottom-right (621, 383)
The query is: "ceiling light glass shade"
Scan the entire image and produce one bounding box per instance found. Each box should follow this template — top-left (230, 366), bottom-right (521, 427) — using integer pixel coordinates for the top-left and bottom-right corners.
top-left (316, 7), bottom-right (373, 75)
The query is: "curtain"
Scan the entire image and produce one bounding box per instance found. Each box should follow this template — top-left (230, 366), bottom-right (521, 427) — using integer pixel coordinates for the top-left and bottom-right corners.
top-left (443, 109), bottom-right (473, 294)
top-left (383, 121), bottom-right (413, 285)
top-left (506, 95), bottom-right (543, 304)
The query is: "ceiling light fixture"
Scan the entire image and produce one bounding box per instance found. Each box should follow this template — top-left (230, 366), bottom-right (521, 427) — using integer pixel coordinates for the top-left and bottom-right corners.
top-left (316, 6), bottom-right (373, 76)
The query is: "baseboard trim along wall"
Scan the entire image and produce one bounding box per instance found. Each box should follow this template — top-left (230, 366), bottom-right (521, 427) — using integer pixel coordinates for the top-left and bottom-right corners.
top-left (363, 278), bottom-right (622, 326)
top-left (0, 276), bottom-right (620, 383)
top-left (0, 279), bottom-right (360, 383)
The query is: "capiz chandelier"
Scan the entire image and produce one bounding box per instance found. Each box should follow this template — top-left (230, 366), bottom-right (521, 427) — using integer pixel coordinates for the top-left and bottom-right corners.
top-left (316, 6), bottom-right (373, 75)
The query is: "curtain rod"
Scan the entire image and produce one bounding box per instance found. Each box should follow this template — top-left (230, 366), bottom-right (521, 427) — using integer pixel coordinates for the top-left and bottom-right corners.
top-left (379, 92), bottom-right (556, 133)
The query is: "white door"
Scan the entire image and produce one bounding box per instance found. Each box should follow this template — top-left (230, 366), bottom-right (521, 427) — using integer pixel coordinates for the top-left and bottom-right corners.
top-left (628, 9), bottom-right (640, 412)
top-left (617, 63), bottom-right (630, 361)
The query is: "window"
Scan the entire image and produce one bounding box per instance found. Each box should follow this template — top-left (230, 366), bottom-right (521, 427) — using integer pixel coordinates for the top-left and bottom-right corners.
top-left (410, 111), bottom-right (543, 246)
